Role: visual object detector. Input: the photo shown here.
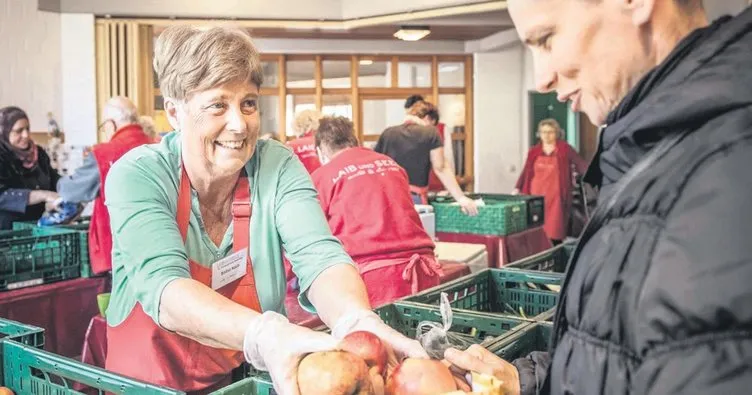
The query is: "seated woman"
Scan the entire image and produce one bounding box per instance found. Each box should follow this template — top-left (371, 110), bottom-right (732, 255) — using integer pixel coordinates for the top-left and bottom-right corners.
top-left (103, 25), bottom-right (424, 394)
top-left (312, 116), bottom-right (442, 307)
top-left (0, 106), bottom-right (60, 230)
top-left (515, 119), bottom-right (587, 244)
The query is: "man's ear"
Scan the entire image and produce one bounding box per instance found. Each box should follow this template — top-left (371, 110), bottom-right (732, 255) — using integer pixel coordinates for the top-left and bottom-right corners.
top-left (616, 0), bottom-right (657, 26)
top-left (163, 98), bottom-right (182, 131)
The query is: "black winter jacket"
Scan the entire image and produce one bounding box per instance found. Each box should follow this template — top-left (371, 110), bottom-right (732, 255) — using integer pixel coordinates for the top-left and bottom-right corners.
top-left (514, 7), bottom-right (752, 395)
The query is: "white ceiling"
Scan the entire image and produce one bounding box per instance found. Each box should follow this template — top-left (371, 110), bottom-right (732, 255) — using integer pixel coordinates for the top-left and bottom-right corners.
top-left (39, 0), bottom-right (504, 21)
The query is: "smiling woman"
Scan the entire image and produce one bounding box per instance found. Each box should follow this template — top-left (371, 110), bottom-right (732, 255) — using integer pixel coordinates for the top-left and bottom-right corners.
top-left (103, 25), bottom-right (427, 394)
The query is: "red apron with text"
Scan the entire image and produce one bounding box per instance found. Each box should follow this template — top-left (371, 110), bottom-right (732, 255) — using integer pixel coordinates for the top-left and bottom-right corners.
top-left (359, 252), bottom-right (442, 308)
top-left (105, 168), bottom-right (262, 394)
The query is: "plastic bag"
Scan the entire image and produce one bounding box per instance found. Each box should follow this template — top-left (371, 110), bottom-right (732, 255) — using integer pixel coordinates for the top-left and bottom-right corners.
top-left (416, 292), bottom-right (476, 359)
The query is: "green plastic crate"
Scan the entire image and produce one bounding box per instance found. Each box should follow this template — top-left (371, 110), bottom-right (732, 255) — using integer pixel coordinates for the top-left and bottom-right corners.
top-left (209, 375), bottom-right (275, 395)
top-left (487, 322), bottom-right (553, 361)
top-left (402, 269), bottom-right (564, 319)
top-left (12, 219), bottom-right (92, 278)
top-left (376, 302), bottom-right (530, 348)
top-left (504, 241), bottom-right (577, 273)
top-left (431, 195), bottom-right (527, 236)
top-left (1, 340), bottom-right (181, 394)
top-left (0, 318), bottom-right (45, 386)
top-left (0, 228), bottom-right (82, 291)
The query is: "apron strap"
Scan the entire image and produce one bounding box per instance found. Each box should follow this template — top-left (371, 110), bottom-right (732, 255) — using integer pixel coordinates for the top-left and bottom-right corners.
top-left (177, 166), bottom-right (263, 313)
top-left (231, 172), bottom-right (262, 312)
top-left (178, 167), bottom-right (192, 242)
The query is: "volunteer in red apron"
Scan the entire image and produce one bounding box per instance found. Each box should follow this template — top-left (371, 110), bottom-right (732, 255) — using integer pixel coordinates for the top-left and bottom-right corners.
top-left (312, 116), bottom-right (442, 307)
top-left (57, 97), bottom-right (153, 275)
top-left (375, 101), bottom-right (478, 215)
top-left (286, 109), bottom-right (322, 174)
top-left (515, 118), bottom-right (588, 244)
top-left (103, 25), bottom-right (426, 395)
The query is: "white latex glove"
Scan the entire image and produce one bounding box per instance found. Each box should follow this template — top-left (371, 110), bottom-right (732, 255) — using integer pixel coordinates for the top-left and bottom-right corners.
top-left (511, 188), bottom-right (521, 196)
top-left (458, 196), bottom-right (480, 216)
top-left (244, 311), bottom-right (339, 395)
top-left (332, 310), bottom-right (428, 361)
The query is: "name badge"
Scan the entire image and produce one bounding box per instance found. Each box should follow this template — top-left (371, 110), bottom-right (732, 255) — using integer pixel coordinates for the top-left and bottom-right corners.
top-left (211, 249), bottom-right (248, 290)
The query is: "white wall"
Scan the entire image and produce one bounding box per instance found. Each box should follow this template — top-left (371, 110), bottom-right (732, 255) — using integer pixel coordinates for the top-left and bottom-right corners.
top-left (60, 13), bottom-right (97, 147)
top-left (0, 0), bottom-right (61, 131)
top-left (473, 47), bottom-right (525, 194)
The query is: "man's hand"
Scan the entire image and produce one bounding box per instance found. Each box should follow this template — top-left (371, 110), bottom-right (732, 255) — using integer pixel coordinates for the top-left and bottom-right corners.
top-left (444, 345), bottom-right (521, 395)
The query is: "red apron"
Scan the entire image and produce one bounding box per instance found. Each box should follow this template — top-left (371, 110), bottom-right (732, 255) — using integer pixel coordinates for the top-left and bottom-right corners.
top-left (105, 167), bottom-right (262, 394)
top-left (530, 154), bottom-right (566, 241)
top-left (359, 253), bottom-right (442, 308)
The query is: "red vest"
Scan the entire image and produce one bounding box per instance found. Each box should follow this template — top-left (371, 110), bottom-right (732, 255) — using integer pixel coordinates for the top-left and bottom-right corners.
top-left (286, 131), bottom-right (321, 174)
top-left (105, 167), bottom-right (261, 393)
top-left (89, 125), bottom-right (152, 275)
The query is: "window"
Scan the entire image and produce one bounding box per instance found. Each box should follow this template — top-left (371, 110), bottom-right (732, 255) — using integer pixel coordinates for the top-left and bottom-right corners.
top-left (261, 61), bottom-right (280, 88)
top-left (286, 60), bottom-right (315, 88)
top-left (398, 62), bottom-right (431, 88)
top-left (322, 60), bottom-right (351, 89)
top-left (438, 62), bottom-right (465, 88)
top-left (322, 95), bottom-right (353, 119)
top-left (358, 59), bottom-right (391, 88)
top-left (362, 99), bottom-right (404, 137)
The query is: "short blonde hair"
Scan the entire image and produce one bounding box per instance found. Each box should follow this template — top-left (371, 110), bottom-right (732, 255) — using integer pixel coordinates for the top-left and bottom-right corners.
top-left (154, 25), bottom-right (263, 101)
top-left (293, 110), bottom-right (322, 136)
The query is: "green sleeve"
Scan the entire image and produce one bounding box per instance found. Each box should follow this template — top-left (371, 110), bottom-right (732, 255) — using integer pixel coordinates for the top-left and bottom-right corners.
top-left (105, 155), bottom-right (191, 326)
top-left (274, 155), bottom-right (355, 312)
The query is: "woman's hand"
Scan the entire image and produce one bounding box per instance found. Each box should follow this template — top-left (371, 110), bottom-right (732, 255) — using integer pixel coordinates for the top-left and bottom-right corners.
top-left (458, 196), bottom-right (480, 216)
top-left (332, 310), bottom-right (428, 363)
top-left (511, 188), bottom-right (521, 196)
top-left (244, 311), bottom-right (339, 395)
top-left (444, 345), bottom-right (521, 395)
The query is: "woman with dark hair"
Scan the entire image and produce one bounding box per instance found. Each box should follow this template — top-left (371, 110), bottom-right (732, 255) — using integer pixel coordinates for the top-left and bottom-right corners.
top-left (515, 118), bottom-right (587, 244)
top-left (0, 106), bottom-right (60, 230)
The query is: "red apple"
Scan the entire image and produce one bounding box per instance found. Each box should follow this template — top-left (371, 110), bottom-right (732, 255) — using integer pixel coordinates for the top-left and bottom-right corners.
top-left (340, 331), bottom-right (388, 375)
top-left (298, 351), bottom-right (374, 395)
top-left (385, 358), bottom-right (457, 395)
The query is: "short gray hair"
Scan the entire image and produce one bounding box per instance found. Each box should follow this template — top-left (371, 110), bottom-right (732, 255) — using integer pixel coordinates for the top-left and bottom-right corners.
top-left (154, 25), bottom-right (264, 101)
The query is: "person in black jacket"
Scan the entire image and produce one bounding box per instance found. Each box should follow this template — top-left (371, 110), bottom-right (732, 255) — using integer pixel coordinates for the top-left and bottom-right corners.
top-left (444, 1), bottom-right (752, 394)
top-left (0, 107), bottom-right (60, 230)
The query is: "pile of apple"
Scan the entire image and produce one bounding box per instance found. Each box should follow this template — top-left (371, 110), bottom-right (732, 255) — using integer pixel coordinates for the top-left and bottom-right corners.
top-left (297, 331), bottom-right (458, 395)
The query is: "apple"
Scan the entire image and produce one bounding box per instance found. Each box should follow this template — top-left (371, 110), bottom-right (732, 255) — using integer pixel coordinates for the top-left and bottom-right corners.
top-left (385, 358), bottom-right (457, 395)
top-left (340, 331), bottom-right (388, 375)
top-left (0, 387), bottom-right (14, 395)
top-left (298, 351), bottom-right (375, 395)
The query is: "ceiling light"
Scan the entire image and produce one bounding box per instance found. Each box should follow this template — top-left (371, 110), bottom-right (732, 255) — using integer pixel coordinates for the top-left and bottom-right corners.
top-left (394, 26), bottom-right (431, 41)
top-left (359, 59), bottom-right (374, 66)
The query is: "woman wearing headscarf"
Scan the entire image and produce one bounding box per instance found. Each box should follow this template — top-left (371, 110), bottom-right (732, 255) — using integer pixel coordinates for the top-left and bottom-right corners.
top-left (515, 118), bottom-right (587, 244)
top-left (0, 106), bottom-right (60, 230)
